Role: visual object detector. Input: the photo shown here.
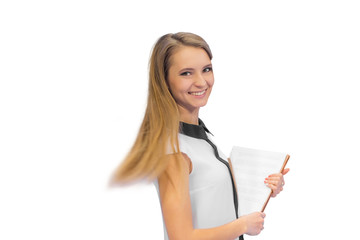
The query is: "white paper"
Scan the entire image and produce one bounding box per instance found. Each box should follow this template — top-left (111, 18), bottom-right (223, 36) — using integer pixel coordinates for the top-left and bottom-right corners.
top-left (230, 146), bottom-right (288, 216)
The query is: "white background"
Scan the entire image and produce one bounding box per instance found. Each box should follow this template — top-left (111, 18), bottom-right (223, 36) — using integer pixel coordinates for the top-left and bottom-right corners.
top-left (1, 0), bottom-right (359, 239)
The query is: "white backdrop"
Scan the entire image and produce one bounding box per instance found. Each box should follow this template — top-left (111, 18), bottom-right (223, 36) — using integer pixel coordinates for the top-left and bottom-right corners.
top-left (1, 0), bottom-right (359, 239)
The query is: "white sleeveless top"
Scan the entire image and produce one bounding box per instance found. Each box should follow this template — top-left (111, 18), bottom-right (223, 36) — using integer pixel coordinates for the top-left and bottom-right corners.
top-left (154, 120), bottom-right (242, 240)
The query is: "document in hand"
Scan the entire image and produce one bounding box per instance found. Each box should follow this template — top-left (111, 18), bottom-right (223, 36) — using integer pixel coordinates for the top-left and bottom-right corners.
top-left (229, 146), bottom-right (290, 217)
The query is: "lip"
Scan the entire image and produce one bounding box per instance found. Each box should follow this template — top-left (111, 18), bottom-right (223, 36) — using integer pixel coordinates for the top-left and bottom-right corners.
top-left (188, 89), bottom-right (207, 97)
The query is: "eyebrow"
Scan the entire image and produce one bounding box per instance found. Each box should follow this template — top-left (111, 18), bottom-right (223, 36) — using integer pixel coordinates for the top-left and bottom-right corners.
top-left (178, 64), bottom-right (213, 74)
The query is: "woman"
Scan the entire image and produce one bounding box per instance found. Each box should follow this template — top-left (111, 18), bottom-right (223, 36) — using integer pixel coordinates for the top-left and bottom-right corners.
top-left (111, 32), bottom-right (289, 240)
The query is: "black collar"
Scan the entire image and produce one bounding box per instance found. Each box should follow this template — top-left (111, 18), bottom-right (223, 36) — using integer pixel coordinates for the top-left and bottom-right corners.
top-left (179, 119), bottom-right (213, 140)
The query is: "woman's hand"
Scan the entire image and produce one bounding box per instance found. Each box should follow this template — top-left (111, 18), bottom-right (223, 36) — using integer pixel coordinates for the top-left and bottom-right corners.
top-left (241, 212), bottom-right (266, 236)
top-left (264, 168), bottom-right (290, 197)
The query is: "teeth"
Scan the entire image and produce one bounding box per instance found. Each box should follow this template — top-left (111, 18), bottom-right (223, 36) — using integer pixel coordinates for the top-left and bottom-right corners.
top-left (190, 90), bottom-right (206, 96)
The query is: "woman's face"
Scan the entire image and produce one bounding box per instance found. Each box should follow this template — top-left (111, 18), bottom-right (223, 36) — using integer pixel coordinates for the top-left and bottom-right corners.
top-left (167, 46), bottom-right (214, 114)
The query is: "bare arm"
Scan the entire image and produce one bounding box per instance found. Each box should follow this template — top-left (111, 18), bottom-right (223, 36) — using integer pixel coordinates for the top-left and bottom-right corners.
top-left (157, 153), bottom-right (265, 240)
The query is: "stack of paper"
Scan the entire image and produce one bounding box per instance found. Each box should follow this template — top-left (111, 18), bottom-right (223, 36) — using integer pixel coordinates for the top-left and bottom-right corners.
top-left (229, 146), bottom-right (290, 216)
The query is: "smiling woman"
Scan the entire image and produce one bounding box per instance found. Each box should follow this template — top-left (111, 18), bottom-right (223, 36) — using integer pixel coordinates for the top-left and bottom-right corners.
top-left (110, 32), bottom-right (286, 240)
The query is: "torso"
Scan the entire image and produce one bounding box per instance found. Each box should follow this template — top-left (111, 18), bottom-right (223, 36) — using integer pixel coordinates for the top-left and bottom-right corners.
top-left (154, 120), bottom-right (239, 240)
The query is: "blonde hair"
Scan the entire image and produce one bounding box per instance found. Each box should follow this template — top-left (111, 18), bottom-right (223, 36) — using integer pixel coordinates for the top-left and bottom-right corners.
top-left (111, 32), bottom-right (212, 184)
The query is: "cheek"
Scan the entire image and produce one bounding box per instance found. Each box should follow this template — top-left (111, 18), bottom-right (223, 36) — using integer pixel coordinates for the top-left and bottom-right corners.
top-left (172, 79), bottom-right (190, 93)
top-left (208, 76), bottom-right (215, 88)
top-left (168, 78), bottom-right (187, 98)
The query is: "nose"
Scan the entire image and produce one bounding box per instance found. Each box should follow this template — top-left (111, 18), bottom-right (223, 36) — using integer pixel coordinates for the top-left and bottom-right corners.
top-left (194, 72), bottom-right (207, 87)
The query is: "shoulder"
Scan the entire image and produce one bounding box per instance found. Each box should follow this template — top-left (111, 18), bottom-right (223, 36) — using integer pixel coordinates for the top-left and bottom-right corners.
top-left (157, 153), bottom-right (191, 200)
top-left (166, 152), bottom-right (192, 174)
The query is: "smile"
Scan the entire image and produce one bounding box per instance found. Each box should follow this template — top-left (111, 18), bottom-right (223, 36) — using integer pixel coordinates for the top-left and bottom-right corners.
top-left (189, 89), bottom-right (207, 96)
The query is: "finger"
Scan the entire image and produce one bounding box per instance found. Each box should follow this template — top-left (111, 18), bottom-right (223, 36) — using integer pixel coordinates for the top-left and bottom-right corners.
top-left (266, 175), bottom-right (285, 185)
top-left (266, 183), bottom-right (277, 191)
top-left (266, 176), bottom-right (282, 183)
top-left (265, 179), bottom-right (280, 185)
top-left (267, 173), bottom-right (282, 178)
top-left (265, 175), bottom-right (282, 181)
top-left (269, 184), bottom-right (283, 194)
top-left (282, 168), bottom-right (290, 175)
top-left (266, 184), bottom-right (277, 192)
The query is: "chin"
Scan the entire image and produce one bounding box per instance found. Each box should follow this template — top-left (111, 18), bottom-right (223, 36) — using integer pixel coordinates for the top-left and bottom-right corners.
top-left (195, 100), bottom-right (209, 109)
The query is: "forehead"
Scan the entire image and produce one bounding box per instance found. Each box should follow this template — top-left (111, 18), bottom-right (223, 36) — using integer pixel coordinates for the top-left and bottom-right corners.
top-left (170, 46), bottom-right (211, 69)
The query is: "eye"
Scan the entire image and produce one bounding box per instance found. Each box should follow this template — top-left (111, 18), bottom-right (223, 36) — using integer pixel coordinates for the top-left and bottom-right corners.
top-left (203, 67), bottom-right (212, 73)
top-left (180, 71), bottom-right (191, 76)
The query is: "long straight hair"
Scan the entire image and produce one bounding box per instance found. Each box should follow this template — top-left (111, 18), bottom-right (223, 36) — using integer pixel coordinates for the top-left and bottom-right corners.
top-left (111, 32), bottom-right (213, 184)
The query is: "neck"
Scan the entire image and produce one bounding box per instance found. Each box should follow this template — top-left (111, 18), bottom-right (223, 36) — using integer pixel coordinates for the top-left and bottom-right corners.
top-left (178, 106), bottom-right (200, 125)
